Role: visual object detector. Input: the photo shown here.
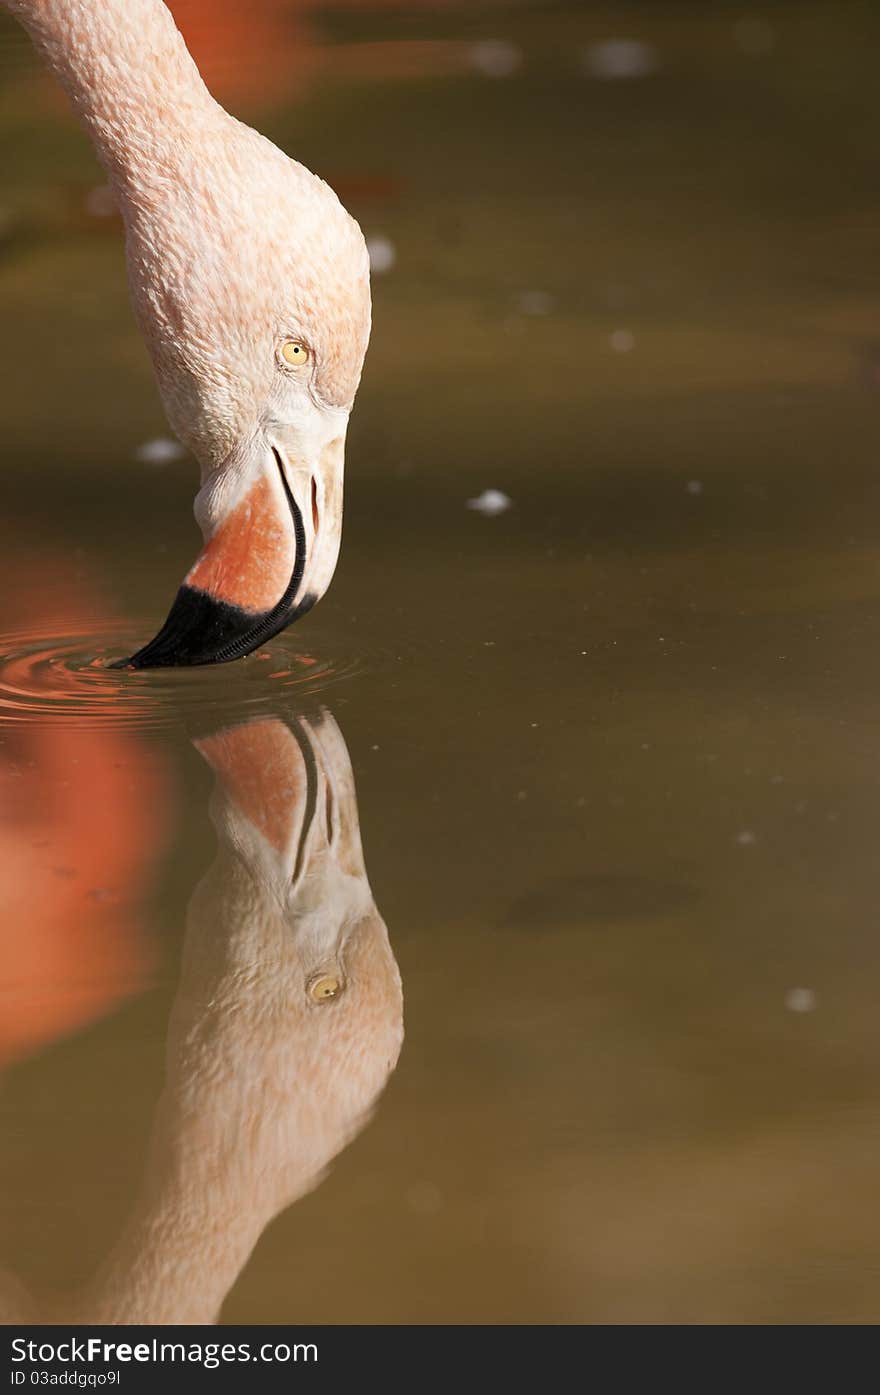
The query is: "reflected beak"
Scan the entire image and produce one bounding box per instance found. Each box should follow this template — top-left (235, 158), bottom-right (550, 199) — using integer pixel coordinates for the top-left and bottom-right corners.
top-left (116, 433), bottom-right (345, 669)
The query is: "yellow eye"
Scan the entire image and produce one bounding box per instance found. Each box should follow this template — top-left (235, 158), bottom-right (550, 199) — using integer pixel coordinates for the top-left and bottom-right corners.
top-left (308, 973), bottom-right (343, 1004)
top-left (281, 340), bottom-right (310, 367)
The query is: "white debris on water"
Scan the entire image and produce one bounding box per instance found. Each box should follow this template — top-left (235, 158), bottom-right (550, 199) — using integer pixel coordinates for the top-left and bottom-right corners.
top-left (583, 39), bottom-right (660, 81)
top-left (366, 235), bottom-right (396, 275)
top-left (517, 290), bottom-right (555, 317)
top-left (785, 987), bottom-right (816, 1014)
top-left (610, 329), bottom-right (635, 353)
top-left (467, 489), bottom-right (512, 516)
top-left (468, 39), bottom-right (522, 79)
top-left (134, 437), bottom-right (186, 465)
top-left (686, 480), bottom-right (703, 495)
top-left (736, 830), bottom-right (757, 846)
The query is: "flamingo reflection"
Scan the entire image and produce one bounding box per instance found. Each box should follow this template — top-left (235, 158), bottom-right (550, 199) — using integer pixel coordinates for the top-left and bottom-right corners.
top-left (62, 705), bottom-right (404, 1324)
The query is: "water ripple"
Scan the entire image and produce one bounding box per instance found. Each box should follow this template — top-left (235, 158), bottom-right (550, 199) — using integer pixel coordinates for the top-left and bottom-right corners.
top-left (0, 621), bottom-right (362, 731)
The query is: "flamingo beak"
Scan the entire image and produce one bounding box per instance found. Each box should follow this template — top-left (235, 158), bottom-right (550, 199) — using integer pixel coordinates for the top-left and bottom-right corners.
top-left (115, 433), bottom-right (345, 669)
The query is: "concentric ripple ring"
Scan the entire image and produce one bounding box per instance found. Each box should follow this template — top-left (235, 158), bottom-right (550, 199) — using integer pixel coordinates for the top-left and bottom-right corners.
top-left (0, 621), bottom-right (361, 731)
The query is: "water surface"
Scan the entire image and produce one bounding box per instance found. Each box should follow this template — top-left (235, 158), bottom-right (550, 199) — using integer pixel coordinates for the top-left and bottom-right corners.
top-left (1, 0), bottom-right (880, 1323)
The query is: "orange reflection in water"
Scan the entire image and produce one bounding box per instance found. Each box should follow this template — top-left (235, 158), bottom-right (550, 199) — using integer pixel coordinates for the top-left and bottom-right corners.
top-left (171, 0), bottom-right (314, 107)
top-left (0, 566), bottom-right (171, 1066)
top-left (172, 0), bottom-right (468, 110)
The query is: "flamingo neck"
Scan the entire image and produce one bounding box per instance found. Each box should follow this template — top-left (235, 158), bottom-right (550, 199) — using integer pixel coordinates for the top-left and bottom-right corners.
top-left (4, 0), bottom-right (217, 194)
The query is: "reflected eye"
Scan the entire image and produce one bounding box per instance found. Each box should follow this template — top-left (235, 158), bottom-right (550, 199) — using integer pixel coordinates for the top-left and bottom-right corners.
top-left (308, 973), bottom-right (343, 1004)
top-left (281, 340), bottom-right (310, 367)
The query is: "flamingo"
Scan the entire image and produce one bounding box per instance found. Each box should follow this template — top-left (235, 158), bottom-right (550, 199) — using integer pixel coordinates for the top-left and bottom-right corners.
top-left (4, 0), bottom-right (372, 667)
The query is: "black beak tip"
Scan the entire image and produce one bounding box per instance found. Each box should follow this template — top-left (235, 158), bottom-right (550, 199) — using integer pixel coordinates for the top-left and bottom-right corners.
top-left (113, 585), bottom-right (299, 670)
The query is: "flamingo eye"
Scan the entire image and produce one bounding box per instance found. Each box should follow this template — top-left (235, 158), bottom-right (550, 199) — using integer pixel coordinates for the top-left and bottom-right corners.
top-left (308, 973), bottom-right (343, 1004)
top-left (281, 340), bottom-right (310, 367)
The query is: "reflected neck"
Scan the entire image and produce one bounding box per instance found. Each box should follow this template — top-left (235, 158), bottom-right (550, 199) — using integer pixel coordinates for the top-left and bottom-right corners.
top-left (4, 0), bottom-right (217, 193)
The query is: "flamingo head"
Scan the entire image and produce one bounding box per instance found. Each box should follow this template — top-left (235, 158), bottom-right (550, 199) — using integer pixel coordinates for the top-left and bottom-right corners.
top-left (118, 119), bottom-right (372, 668)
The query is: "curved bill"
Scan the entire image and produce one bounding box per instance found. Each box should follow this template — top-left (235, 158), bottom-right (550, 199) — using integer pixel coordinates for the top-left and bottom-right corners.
top-left (114, 440), bottom-right (342, 669)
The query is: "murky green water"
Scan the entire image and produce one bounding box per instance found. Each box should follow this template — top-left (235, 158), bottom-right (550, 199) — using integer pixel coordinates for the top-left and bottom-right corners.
top-left (1, 0), bottom-right (880, 1324)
